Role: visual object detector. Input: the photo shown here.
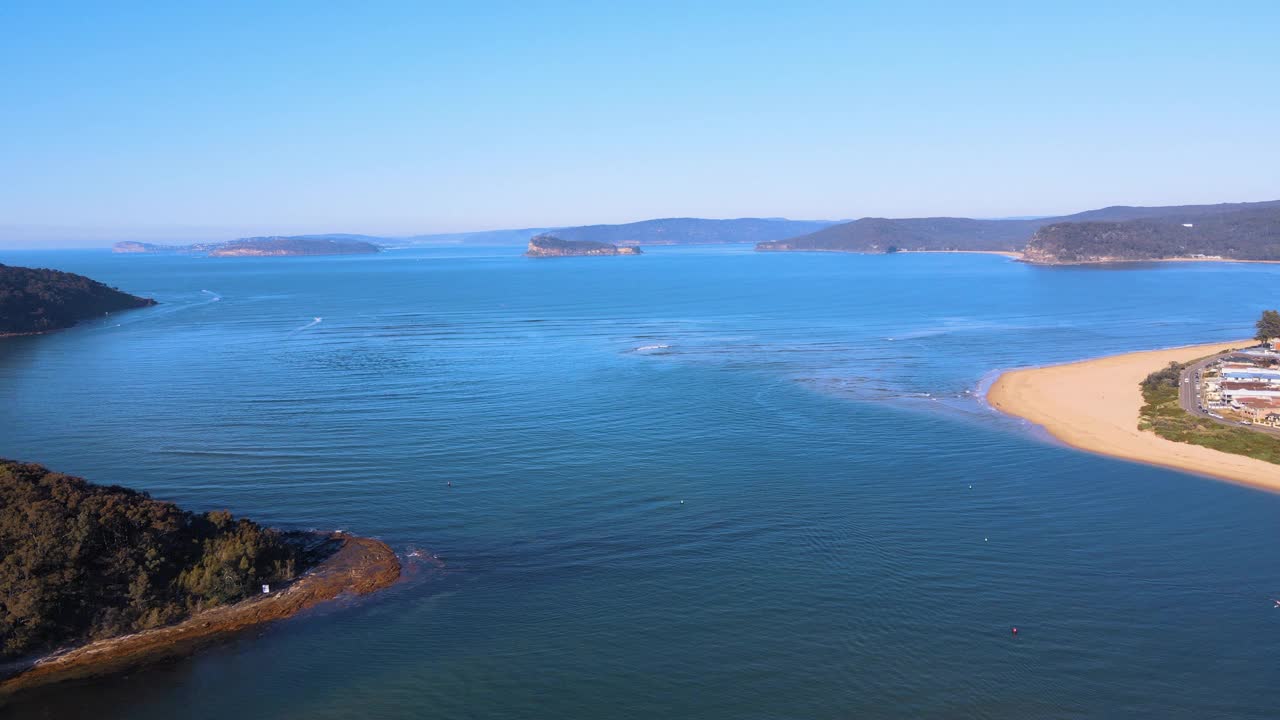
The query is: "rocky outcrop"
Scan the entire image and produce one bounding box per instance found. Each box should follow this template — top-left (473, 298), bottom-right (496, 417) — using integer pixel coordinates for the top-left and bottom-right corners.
top-left (525, 234), bottom-right (642, 257)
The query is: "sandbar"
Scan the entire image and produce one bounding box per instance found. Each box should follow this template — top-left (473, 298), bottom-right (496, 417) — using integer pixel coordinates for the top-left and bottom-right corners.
top-left (987, 340), bottom-right (1280, 493)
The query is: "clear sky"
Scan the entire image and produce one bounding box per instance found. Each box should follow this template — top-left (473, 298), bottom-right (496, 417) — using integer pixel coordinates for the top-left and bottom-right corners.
top-left (2, 1), bottom-right (1277, 247)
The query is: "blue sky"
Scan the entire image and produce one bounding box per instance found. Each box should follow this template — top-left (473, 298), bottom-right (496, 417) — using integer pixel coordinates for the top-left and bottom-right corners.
top-left (2, 1), bottom-right (1277, 246)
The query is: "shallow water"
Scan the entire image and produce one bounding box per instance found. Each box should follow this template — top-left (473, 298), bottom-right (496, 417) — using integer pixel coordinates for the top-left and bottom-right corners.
top-left (2, 246), bottom-right (1278, 719)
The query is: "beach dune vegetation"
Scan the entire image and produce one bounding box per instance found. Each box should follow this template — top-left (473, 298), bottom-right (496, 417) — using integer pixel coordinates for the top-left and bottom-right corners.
top-left (1139, 365), bottom-right (1280, 465)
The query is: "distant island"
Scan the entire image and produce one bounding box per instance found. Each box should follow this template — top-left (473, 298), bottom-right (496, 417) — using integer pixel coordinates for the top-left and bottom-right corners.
top-left (103, 200), bottom-right (1280, 263)
top-left (0, 460), bottom-right (400, 697)
top-left (114, 236), bottom-right (382, 257)
top-left (111, 219), bottom-right (839, 250)
top-left (526, 234), bottom-right (643, 257)
top-left (755, 199), bottom-right (1280, 263)
top-left (0, 264), bottom-right (156, 336)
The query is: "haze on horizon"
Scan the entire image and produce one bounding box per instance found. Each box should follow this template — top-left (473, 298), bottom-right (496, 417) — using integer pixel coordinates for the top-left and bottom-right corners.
top-left (2, 1), bottom-right (1277, 248)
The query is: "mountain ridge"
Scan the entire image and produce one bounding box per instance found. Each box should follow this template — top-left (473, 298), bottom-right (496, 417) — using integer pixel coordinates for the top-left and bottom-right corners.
top-left (756, 200), bottom-right (1280, 261)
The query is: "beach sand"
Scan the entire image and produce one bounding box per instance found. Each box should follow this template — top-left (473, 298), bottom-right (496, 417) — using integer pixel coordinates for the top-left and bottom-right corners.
top-left (987, 340), bottom-right (1280, 493)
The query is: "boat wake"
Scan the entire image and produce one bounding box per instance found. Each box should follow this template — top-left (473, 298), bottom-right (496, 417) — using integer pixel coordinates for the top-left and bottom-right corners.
top-left (290, 317), bottom-right (323, 335)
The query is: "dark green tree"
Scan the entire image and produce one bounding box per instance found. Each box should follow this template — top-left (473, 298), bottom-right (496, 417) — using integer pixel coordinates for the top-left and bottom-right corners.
top-left (0, 460), bottom-right (305, 660)
top-left (1255, 309), bottom-right (1280, 346)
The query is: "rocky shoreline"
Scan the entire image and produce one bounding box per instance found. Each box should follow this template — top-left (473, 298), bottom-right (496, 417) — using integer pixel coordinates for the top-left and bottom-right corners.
top-left (0, 533), bottom-right (400, 701)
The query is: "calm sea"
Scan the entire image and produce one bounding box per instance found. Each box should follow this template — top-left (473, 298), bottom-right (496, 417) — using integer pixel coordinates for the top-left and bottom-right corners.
top-left (1, 246), bottom-right (1278, 719)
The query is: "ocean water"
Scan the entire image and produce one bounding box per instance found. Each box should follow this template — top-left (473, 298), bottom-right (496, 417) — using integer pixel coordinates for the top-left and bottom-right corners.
top-left (2, 246), bottom-right (1278, 719)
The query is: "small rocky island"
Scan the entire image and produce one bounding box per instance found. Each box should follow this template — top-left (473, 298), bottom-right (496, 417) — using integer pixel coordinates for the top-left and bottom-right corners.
top-left (0, 263), bottom-right (157, 336)
top-left (114, 236), bottom-right (381, 257)
top-left (525, 233), bottom-right (643, 257)
top-left (0, 460), bottom-right (400, 697)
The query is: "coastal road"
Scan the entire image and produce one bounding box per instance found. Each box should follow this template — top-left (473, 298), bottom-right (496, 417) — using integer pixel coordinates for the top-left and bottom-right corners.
top-left (1178, 355), bottom-right (1280, 437)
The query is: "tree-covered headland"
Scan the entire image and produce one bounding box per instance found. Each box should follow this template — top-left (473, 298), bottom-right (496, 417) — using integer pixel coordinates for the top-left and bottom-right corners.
top-left (0, 460), bottom-right (305, 660)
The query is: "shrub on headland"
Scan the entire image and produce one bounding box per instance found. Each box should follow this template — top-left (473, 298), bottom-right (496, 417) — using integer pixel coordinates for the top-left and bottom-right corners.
top-left (1141, 361), bottom-right (1184, 391)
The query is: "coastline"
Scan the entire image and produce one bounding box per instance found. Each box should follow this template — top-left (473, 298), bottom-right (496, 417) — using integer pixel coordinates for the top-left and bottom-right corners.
top-left (754, 247), bottom-right (1023, 257)
top-left (898, 250), bottom-right (1022, 258)
top-left (1019, 256), bottom-right (1280, 267)
top-left (0, 532), bottom-right (401, 700)
top-left (987, 340), bottom-right (1280, 493)
top-left (751, 249), bottom-right (1280, 265)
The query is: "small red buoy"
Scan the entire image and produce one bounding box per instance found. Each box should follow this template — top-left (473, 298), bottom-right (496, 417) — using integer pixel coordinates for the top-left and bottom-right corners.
top-left (1012, 627), bottom-right (1019, 636)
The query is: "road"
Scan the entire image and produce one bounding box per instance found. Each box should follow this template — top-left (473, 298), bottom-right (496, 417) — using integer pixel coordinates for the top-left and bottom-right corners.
top-left (1177, 354), bottom-right (1280, 437)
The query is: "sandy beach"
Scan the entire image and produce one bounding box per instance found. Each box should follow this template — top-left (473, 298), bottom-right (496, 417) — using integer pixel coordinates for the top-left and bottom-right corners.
top-left (987, 340), bottom-right (1280, 493)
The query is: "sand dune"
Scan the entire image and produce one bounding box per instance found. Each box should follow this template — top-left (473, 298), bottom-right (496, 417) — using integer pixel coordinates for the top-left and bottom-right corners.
top-left (987, 340), bottom-right (1280, 493)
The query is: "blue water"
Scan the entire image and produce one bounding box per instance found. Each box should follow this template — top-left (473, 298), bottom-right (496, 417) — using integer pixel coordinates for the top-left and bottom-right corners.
top-left (2, 247), bottom-right (1278, 719)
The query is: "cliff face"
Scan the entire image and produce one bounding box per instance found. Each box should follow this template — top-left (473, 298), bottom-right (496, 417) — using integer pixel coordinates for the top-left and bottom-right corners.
top-left (0, 264), bottom-right (157, 336)
top-left (525, 234), bottom-right (642, 257)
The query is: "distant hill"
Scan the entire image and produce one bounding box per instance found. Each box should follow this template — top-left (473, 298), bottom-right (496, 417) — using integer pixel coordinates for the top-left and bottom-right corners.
top-left (551, 217), bottom-right (835, 246)
top-left (394, 218), bottom-right (835, 248)
top-left (1057, 199), bottom-right (1280, 223)
top-left (756, 200), bottom-right (1280, 259)
top-left (397, 228), bottom-right (553, 247)
top-left (0, 264), bottom-right (156, 336)
top-left (525, 234), bottom-right (642, 257)
top-left (1024, 205), bottom-right (1280, 264)
top-left (114, 241), bottom-right (223, 254)
top-left (114, 236), bottom-right (381, 257)
top-left (757, 217), bottom-right (1040, 253)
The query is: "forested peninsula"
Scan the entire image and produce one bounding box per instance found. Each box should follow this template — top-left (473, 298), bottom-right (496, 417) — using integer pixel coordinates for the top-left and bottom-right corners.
top-left (1023, 205), bottom-right (1280, 263)
top-left (0, 460), bottom-right (400, 697)
top-left (0, 264), bottom-right (156, 336)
